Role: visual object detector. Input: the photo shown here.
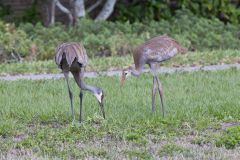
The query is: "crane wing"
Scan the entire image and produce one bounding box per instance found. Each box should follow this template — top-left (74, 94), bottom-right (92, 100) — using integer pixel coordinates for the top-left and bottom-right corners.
top-left (55, 42), bottom-right (88, 67)
top-left (134, 35), bottom-right (187, 63)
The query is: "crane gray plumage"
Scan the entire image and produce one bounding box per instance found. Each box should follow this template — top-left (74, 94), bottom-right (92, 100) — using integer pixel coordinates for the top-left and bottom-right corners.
top-left (55, 42), bottom-right (88, 68)
top-left (55, 42), bottom-right (105, 122)
top-left (121, 35), bottom-right (187, 117)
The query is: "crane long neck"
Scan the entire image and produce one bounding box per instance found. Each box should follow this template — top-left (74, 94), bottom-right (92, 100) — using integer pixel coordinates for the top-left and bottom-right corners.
top-left (71, 72), bottom-right (99, 94)
top-left (75, 76), bottom-right (97, 94)
top-left (82, 82), bottom-right (96, 93)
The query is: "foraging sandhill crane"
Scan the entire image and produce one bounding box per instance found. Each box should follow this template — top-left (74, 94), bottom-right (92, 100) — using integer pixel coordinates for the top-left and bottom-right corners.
top-left (121, 35), bottom-right (187, 117)
top-left (55, 42), bottom-right (105, 122)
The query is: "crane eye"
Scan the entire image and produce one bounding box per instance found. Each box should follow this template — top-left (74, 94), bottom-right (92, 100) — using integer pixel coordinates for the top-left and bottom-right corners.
top-left (124, 72), bottom-right (128, 75)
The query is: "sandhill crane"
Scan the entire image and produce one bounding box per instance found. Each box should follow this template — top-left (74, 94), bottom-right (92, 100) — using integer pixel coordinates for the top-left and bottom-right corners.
top-left (121, 35), bottom-right (187, 117)
top-left (55, 42), bottom-right (105, 122)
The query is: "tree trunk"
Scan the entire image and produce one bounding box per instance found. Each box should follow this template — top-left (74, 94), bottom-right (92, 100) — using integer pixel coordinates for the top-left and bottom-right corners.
top-left (50, 0), bottom-right (73, 26)
top-left (86, 0), bottom-right (103, 13)
top-left (95, 0), bottom-right (117, 21)
top-left (56, 0), bottom-right (73, 26)
top-left (73, 0), bottom-right (86, 17)
top-left (50, 0), bottom-right (56, 25)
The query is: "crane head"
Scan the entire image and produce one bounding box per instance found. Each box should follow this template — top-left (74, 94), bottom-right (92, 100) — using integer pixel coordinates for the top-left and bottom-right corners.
top-left (93, 87), bottom-right (105, 119)
top-left (121, 67), bottom-right (131, 86)
top-left (94, 88), bottom-right (104, 105)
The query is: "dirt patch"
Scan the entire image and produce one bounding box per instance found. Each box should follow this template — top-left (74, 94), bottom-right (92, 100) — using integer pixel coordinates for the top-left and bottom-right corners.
top-left (74, 130), bottom-right (240, 159)
top-left (2, 132), bottom-right (240, 159)
top-left (13, 133), bottom-right (27, 142)
top-left (1, 63), bottom-right (240, 81)
top-left (221, 122), bottom-right (240, 130)
top-left (173, 136), bottom-right (240, 159)
top-left (1, 148), bottom-right (39, 160)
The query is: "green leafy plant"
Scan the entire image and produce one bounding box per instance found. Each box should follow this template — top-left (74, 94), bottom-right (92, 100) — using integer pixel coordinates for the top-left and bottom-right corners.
top-left (115, 1), bottom-right (240, 24)
top-left (215, 126), bottom-right (240, 149)
top-left (0, 13), bottom-right (239, 62)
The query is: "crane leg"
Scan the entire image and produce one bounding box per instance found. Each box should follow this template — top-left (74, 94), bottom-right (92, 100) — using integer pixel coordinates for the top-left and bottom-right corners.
top-left (152, 76), bottom-right (157, 112)
top-left (79, 90), bottom-right (83, 122)
top-left (64, 72), bottom-right (75, 120)
top-left (156, 76), bottom-right (165, 117)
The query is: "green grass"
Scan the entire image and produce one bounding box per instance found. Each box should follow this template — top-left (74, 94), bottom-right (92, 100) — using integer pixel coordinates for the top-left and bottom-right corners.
top-left (0, 69), bottom-right (240, 158)
top-left (0, 49), bottom-right (240, 75)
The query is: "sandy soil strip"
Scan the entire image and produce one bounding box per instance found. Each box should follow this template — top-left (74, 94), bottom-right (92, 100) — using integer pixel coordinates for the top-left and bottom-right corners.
top-left (1, 63), bottom-right (240, 81)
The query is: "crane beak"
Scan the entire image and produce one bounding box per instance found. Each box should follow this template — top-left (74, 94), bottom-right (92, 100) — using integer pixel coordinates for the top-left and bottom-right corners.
top-left (99, 102), bottom-right (105, 119)
top-left (120, 75), bottom-right (126, 87)
top-left (98, 94), bottom-right (105, 119)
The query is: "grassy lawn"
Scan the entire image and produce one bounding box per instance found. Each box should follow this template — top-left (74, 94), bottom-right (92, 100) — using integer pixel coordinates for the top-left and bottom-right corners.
top-left (0, 49), bottom-right (240, 75)
top-left (0, 69), bottom-right (240, 159)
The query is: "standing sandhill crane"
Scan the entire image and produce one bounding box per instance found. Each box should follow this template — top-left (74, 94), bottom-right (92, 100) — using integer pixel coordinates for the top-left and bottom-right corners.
top-left (55, 42), bottom-right (105, 122)
top-left (121, 35), bottom-right (187, 117)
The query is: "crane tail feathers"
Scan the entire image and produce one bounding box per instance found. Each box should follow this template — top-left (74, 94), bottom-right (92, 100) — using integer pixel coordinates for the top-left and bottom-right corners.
top-left (55, 42), bottom-right (88, 67)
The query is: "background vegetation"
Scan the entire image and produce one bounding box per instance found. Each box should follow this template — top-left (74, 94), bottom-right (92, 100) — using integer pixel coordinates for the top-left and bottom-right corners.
top-left (0, 1), bottom-right (239, 63)
top-left (2, 0), bottom-right (240, 24)
top-left (115, 0), bottom-right (240, 24)
top-left (0, 9), bottom-right (239, 63)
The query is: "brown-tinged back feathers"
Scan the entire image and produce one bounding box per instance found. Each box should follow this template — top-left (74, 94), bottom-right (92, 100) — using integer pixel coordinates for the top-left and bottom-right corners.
top-left (133, 35), bottom-right (187, 69)
top-left (55, 42), bottom-right (88, 68)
